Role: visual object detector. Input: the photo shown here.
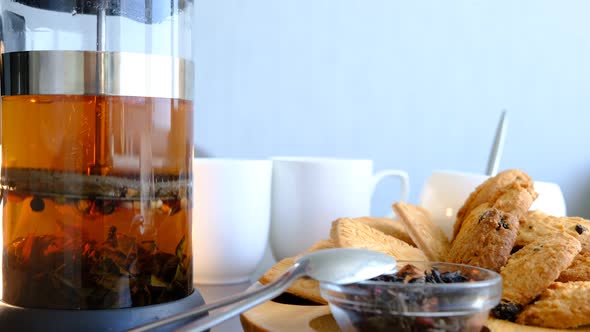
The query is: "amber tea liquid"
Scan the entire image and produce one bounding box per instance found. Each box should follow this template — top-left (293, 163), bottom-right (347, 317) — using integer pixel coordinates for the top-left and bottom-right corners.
top-left (1, 95), bottom-right (193, 309)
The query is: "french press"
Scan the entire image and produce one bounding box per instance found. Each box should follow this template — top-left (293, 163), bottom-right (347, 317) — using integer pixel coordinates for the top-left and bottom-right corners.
top-left (0, 1), bottom-right (203, 330)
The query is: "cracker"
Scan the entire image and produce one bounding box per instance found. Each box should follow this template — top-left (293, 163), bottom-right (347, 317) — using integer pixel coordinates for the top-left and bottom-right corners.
top-left (500, 231), bottom-right (581, 306)
top-left (392, 202), bottom-right (449, 261)
top-left (454, 169), bottom-right (534, 239)
top-left (258, 239), bottom-right (334, 304)
top-left (353, 216), bottom-right (415, 246)
top-left (446, 205), bottom-right (519, 272)
top-left (517, 281), bottom-right (590, 329)
top-left (330, 217), bottom-right (428, 261)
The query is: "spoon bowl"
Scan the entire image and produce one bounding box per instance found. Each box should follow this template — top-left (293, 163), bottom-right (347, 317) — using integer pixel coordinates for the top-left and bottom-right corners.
top-left (301, 248), bottom-right (397, 284)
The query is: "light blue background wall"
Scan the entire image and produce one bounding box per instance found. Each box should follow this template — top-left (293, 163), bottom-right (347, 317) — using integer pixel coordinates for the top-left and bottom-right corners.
top-left (193, 1), bottom-right (590, 218)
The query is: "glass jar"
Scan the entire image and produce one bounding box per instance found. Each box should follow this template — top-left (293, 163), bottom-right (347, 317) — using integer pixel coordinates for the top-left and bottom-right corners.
top-left (0, 0), bottom-right (194, 309)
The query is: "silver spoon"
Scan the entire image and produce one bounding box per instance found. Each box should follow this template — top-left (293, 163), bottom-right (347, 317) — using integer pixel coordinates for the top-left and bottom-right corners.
top-left (128, 248), bottom-right (396, 332)
top-left (486, 110), bottom-right (508, 176)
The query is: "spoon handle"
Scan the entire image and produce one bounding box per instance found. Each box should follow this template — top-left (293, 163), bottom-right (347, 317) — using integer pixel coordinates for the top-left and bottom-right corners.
top-left (176, 261), bottom-right (308, 332)
top-left (127, 260), bottom-right (308, 332)
top-left (486, 110), bottom-right (508, 176)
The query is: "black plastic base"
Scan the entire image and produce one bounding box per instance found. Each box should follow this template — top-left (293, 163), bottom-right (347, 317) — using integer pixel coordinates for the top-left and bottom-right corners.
top-left (0, 290), bottom-right (206, 332)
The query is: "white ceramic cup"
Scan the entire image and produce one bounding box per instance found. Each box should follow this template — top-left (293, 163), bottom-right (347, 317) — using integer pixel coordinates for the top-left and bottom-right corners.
top-left (419, 170), bottom-right (567, 240)
top-left (192, 158), bottom-right (272, 284)
top-left (269, 157), bottom-right (409, 260)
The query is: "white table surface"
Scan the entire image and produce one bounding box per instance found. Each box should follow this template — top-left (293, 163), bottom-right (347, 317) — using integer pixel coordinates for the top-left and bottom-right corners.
top-left (192, 245), bottom-right (276, 332)
top-left (195, 282), bottom-right (252, 332)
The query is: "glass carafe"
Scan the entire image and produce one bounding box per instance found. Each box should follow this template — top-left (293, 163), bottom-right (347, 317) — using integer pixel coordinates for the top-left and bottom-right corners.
top-left (0, 0), bottom-right (194, 309)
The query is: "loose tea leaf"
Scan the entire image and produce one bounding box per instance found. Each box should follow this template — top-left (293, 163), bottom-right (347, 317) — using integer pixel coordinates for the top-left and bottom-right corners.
top-left (342, 264), bottom-right (482, 332)
top-left (176, 234), bottom-right (187, 260)
top-left (3, 229), bottom-right (192, 309)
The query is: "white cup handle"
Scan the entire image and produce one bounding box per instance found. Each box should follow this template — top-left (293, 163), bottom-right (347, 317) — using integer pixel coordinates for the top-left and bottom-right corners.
top-left (371, 169), bottom-right (410, 203)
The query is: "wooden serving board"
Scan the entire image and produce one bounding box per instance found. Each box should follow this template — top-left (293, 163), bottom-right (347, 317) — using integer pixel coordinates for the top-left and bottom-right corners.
top-left (240, 299), bottom-right (590, 332)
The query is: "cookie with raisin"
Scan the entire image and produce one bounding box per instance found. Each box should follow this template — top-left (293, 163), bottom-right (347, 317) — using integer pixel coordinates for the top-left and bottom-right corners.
top-left (517, 281), bottom-right (590, 329)
top-left (517, 210), bottom-right (590, 253)
top-left (500, 232), bottom-right (581, 309)
top-left (488, 181), bottom-right (538, 220)
top-left (446, 205), bottom-right (519, 272)
top-left (558, 251), bottom-right (590, 282)
top-left (453, 169), bottom-right (534, 240)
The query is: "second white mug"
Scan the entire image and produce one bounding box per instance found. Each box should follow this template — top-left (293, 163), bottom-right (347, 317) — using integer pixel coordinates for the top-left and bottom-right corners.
top-left (269, 157), bottom-right (409, 260)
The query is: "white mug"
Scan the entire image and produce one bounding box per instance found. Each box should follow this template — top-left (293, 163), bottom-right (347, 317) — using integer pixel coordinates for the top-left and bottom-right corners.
top-left (419, 170), bottom-right (567, 240)
top-left (192, 158), bottom-right (272, 284)
top-left (269, 157), bottom-right (409, 260)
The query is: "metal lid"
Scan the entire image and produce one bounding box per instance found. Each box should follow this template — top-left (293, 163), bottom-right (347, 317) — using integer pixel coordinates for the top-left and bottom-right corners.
top-left (1, 50), bottom-right (194, 100)
top-left (10, 0), bottom-right (193, 24)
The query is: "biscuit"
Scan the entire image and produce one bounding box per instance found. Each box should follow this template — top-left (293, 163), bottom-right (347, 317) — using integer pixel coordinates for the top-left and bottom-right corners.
top-left (259, 239), bottom-right (334, 304)
top-left (446, 205), bottom-right (519, 272)
top-left (330, 217), bottom-right (428, 261)
top-left (392, 202), bottom-right (449, 261)
top-left (517, 281), bottom-right (590, 329)
top-left (454, 169), bottom-right (534, 239)
top-left (558, 251), bottom-right (590, 282)
top-left (353, 216), bottom-right (415, 246)
top-left (517, 210), bottom-right (590, 253)
top-left (500, 231), bottom-right (581, 307)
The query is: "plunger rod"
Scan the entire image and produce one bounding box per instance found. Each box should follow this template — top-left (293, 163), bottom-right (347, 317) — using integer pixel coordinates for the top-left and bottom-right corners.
top-left (91, 2), bottom-right (111, 175)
